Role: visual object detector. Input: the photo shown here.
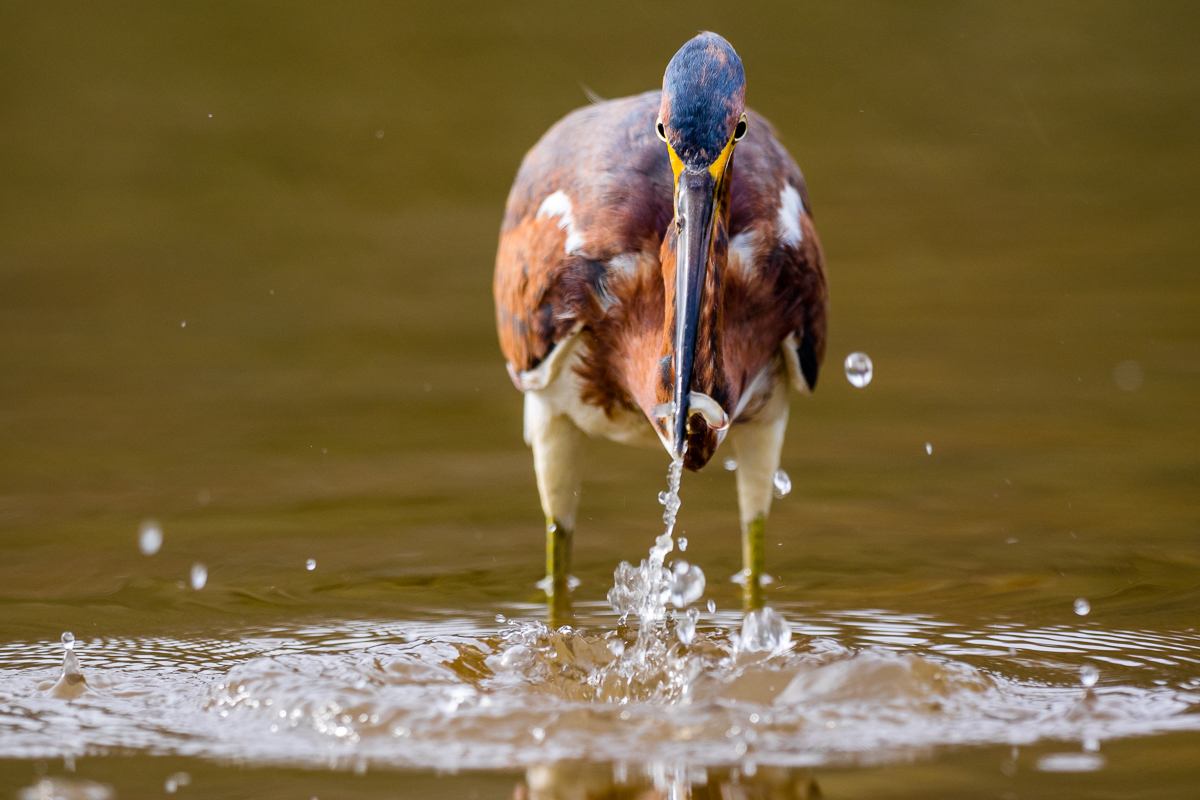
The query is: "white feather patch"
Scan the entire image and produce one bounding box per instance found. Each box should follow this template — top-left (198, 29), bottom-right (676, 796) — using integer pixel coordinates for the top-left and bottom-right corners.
top-left (777, 185), bottom-right (804, 248)
top-left (729, 229), bottom-right (762, 278)
top-left (537, 190), bottom-right (586, 255)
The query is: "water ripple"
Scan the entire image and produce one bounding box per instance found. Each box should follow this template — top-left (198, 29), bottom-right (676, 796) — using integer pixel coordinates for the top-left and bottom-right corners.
top-left (1, 606), bottom-right (1197, 771)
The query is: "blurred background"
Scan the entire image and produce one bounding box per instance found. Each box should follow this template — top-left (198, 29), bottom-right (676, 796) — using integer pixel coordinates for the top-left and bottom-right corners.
top-left (1, 1), bottom-right (1198, 638)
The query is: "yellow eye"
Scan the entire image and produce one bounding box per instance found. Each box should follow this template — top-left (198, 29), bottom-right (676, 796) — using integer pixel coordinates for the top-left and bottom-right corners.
top-left (733, 115), bottom-right (748, 141)
top-left (655, 120), bottom-right (668, 142)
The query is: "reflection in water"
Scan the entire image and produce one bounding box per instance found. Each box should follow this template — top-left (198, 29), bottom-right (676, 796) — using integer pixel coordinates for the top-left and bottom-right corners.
top-left (513, 762), bottom-right (822, 800)
top-left (2, 607), bottom-right (1198, 773)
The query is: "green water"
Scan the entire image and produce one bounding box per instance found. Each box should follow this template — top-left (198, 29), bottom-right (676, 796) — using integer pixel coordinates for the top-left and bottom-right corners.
top-left (2, 2), bottom-right (1199, 798)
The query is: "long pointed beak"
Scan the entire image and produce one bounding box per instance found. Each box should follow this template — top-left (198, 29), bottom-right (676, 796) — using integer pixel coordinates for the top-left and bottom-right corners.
top-left (672, 169), bottom-right (717, 458)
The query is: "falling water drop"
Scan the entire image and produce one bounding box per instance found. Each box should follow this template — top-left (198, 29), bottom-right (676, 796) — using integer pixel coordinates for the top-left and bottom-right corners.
top-left (1074, 598), bottom-right (1091, 616)
top-left (669, 561), bottom-right (706, 608)
top-left (677, 537), bottom-right (688, 551)
top-left (772, 470), bottom-right (792, 499)
top-left (925, 442), bottom-right (933, 455)
top-left (190, 563), bottom-right (208, 590)
top-left (707, 599), bottom-right (716, 613)
top-left (844, 352), bottom-right (873, 387)
top-left (1080, 664), bottom-right (1099, 688)
top-left (495, 614), bottom-right (506, 623)
top-left (138, 520), bottom-right (163, 555)
top-left (306, 558), bottom-right (316, 571)
top-left (723, 459), bottom-right (738, 471)
top-left (61, 632), bottom-right (75, 651)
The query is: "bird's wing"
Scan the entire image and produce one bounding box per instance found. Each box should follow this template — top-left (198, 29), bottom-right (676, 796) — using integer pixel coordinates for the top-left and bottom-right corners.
top-left (494, 92), bottom-right (671, 392)
top-left (494, 210), bottom-right (608, 391)
top-left (723, 112), bottom-right (829, 405)
top-left (771, 206), bottom-right (829, 394)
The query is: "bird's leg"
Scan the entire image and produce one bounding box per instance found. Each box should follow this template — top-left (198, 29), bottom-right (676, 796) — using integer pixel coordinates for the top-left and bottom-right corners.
top-left (728, 376), bottom-right (790, 611)
top-left (524, 390), bottom-right (585, 619)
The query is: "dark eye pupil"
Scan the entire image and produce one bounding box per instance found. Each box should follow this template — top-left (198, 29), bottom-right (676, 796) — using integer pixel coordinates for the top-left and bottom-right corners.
top-left (735, 120), bottom-right (747, 140)
top-left (656, 122), bottom-right (666, 139)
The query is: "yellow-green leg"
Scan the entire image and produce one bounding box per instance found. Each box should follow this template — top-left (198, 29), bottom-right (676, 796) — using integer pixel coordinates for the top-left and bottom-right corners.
top-left (729, 372), bottom-right (791, 612)
top-left (545, 517), bottom-right (574, 620)
top-left (742, 516), bottom-right (766, 610)
top-left (524, 390), bottom-right (585, 622)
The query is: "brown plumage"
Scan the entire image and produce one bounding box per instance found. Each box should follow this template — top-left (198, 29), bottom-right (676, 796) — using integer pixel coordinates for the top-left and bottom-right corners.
top-left (494, 93), bottom-right (827, 466)
top-left (493, 33), bottom-right (828, 602)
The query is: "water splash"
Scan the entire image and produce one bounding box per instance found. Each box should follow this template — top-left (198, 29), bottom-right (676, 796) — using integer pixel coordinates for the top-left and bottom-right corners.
top-left (607, 458), bottom-right (692, 626)
top-left (45, 633), bottom-right (88, 699)
top-left (602, 457), bottom-right (711, 697)
top-left (736, 606), bottom-right (793, 654)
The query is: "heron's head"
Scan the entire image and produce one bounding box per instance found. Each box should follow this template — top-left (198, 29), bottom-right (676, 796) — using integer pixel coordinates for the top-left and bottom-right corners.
top-left (655, 32), bottom-right (747, 464)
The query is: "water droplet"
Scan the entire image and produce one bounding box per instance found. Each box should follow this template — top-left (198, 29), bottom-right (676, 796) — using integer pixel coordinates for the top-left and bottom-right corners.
top-left (136, 520), bottom-right (163, 555)
top-left (531, 726), bottom-right (545, 743)
top-left (164, 772), bottom-right (191, 794)
top-left (190, 562), bottom-right (208, 590)
top-left (1074, 598), bottom-right (1091, 616)
top-left (844, 351), bottom-right (873, 387)
top-left (772, 469), bottom-right (791, 499)
top-left (607, 638), bottom-right (625, 657)
top-left (737, 606), bottom-right (792, 654)
top-left (375, 130), bottom-right (385, 139)
top-left (658, 490), bottom-right (669, 505)
top-left (676, 614), bottom-right (696, 645)
top-left (1080, 664), bottom-right (1099, 688)
top-left (723, 459), bottom-right (738, 471)
top-left (707, 599), bottom-right (716, 613)
top-left (181, 321), bottom-right (186, 328)
top-left (669, 561), bottom-right (706, 608)
top-left (1113, 359), bottom-right (1142, 391)
top-left (677, 537), bottom-right (688, 551)
top-left (61, 631), bottom-right (74, 650)
top-left (495, 613), bottom-right (506, 623)
top-left (305, 558), bottom-right (316, 571)
top-left (925, 442), bottom-right (933, 455)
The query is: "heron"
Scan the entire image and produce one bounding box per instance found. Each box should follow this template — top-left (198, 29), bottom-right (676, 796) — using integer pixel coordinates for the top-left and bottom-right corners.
top-left (494, 32), bottom-right (828, 609)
